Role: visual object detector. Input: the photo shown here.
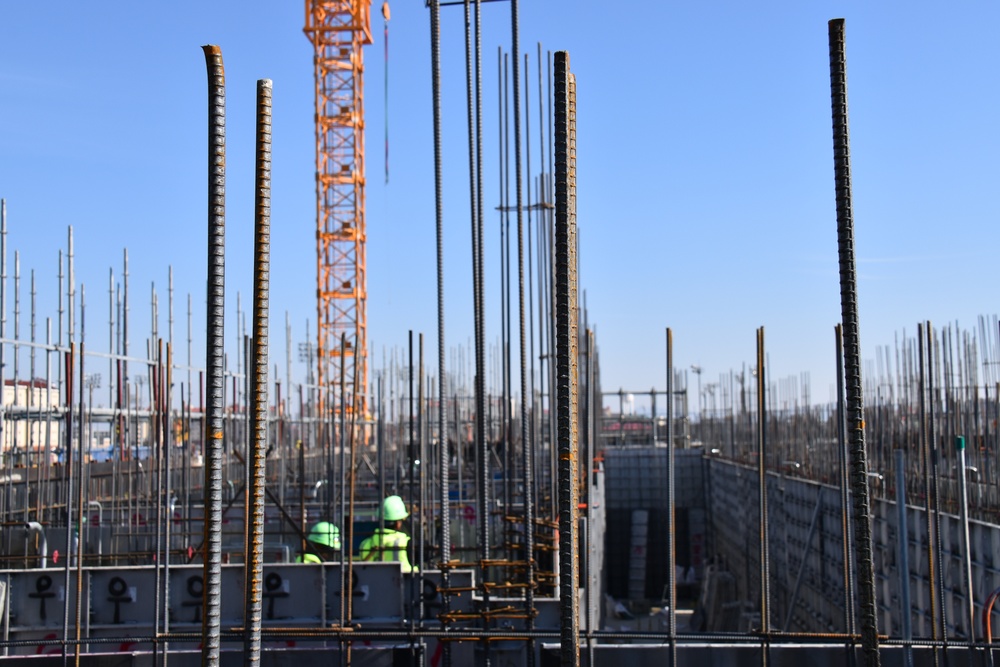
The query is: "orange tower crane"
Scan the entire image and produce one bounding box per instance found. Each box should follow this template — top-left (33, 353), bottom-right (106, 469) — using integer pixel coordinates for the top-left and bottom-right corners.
top-left (303, 0), bottom-right (372, 412)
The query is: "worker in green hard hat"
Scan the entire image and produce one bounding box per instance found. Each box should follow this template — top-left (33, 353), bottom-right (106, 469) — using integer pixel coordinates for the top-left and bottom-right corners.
top-left (296, 521), bottom-right (341, 563)
top-left (359, 495), bottom-right (417, 573)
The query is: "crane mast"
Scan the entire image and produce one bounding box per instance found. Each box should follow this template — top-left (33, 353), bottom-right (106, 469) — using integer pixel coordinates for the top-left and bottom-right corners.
top-left (304, 0), bottom-right (372, 413)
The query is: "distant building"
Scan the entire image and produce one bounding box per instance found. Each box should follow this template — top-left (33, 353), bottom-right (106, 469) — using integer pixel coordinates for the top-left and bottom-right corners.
top-left (1, 379), bottom-right (62, 461)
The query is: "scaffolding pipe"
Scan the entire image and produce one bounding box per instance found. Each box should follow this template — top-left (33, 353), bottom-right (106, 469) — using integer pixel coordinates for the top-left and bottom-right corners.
top-left (827, 18), bottom-right (880, 667)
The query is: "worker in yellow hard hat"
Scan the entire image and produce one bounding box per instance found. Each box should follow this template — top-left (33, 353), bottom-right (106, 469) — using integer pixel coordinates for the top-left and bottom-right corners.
top-left (296, 521), bottom-right (341, 563)
top-left (359, 495), bottom-right (417, 573)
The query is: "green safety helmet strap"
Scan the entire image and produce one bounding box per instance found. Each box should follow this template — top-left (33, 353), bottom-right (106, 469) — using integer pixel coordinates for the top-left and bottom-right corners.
top-left (307, 521), bottom-right (341, 549)
top-left (382, 495), bottom-right (409, 521)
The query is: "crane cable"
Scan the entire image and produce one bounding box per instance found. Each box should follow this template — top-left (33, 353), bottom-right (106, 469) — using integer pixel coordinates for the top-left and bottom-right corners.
top-left (383, 2), bottom-right (390, 184)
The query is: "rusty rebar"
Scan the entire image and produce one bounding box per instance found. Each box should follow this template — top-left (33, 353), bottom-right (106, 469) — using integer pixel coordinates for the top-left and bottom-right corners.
top-left (244, 77), bottom-right (272, 665)
top-left (554, 49), bottom-right (579, 667)
top-left (201, 43), bottom-right (226, 667)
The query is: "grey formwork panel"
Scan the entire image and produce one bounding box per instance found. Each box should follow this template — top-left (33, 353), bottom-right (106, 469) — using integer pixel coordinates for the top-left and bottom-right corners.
top-left (325, 562), bottom-right (404, 622)
top-left (5, 568), bottom-right (84, 655)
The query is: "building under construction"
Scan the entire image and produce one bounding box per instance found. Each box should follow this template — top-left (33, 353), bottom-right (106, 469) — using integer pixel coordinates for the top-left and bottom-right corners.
top-left (0, 5), bottom-right (998, 667)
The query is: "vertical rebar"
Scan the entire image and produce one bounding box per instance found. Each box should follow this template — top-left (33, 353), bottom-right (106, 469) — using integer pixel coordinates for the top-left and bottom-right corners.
top-left (68, 228), bottom-right (74, 346)
top-left (61, 344), bottom-right (74, 658)
top-left (757, 327), bottom-right (771, 653)
top-left (927, 323), bottom-right (948, 648)
top-left (666, 328), bottom-right (677, 667)
top-left (918, 322), bottom-right (938, 663)
top-left (123, 249), bottom-right (129, 410)
top-left (428, 2), bottom-right (451, 662)
top-left (74, 295), bottom-right (86, 667)
top-left (827, 19), bottom-right (880, 666)
top-left (0, 201), bottom-right (5, 488)
top-left (509, 1), bottom-right (535, 658)
top-left (243, 77), bottom-right (272, 666)
top-left (201, 43), bottom-right (226, 667)
top-left (554, 49), bottom-right (579, 667)
top-left (473, 0), bottom-right (489, 586)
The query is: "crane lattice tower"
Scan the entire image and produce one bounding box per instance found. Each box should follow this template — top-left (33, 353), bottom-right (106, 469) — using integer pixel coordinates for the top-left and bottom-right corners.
top-left (304, 0), bottom-right (372, 413)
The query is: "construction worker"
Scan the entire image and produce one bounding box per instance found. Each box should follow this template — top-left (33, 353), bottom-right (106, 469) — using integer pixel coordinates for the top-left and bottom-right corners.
top-left (359, 495), bottom-right (417, 573)
top-left (296, 521), bottom-right (341, 563)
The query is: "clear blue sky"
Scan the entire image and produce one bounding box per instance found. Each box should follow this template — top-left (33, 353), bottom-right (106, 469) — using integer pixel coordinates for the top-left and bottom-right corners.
top-left (1, 2), bottom-right (997, 411)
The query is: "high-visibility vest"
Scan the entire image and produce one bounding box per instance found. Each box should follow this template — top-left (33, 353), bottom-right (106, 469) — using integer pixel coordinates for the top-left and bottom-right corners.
top-left (359, 529), bottom-right (416, 572)
top-left (295, 553), bottom-right (322, 563)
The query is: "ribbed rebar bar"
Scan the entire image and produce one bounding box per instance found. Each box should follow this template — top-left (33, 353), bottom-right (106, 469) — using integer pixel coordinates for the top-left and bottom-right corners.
top-left (243, 77), bottom-right (272, 666)
top-left (200, 43), bottom-right (226, 667)
top-left (554, 49), bottom-right (579, 667)
top-left (757, 327), bottom-right (770, 638)
top-left (827, 19), bottom-right (880, 667)
top-left (509, 1), bottom-right (536, 659)
top-left (428, 1), bottom-right (450, 664)
top-left (834, 325), bottom-right (857, 646)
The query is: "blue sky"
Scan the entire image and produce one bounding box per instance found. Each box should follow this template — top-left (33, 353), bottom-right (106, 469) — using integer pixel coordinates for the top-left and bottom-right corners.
top-left (1, 2), bottom-right (997, 411)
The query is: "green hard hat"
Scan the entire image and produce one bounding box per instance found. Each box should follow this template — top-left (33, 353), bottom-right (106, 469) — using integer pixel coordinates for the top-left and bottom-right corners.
top-left (307, 521), bottom-right (341, 550)
top-left (382, 495), bottom-right (409, 521)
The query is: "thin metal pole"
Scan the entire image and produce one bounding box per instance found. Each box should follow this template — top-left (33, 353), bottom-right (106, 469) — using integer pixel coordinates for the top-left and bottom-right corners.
top-left (243, 77), bottom-right (272, 666)
top-left (918, 322), bottom-right (938, 662)
top-left (339, 332), bottom-right (348, 634)
top-left (0, 200), bottom-right (4, 482)
top-left (200, 43), bottom-right (226, 667)
top-left (553, 49), bottom-right (579, 667)
top-left (666, 328), bottom-right (676, 667)
top-left (757, 326), bottom-right (770, 666)
top-left (827, 19), bottom-right (879, 666)
top-left (74, 294), bottom-right (86, 667)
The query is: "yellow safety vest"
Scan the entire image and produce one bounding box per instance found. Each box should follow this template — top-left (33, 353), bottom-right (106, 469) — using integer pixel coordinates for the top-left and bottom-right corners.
top-left (359, 529), bottom-right (416, 572)
top-left (296, 553), bottom-right (322, 563)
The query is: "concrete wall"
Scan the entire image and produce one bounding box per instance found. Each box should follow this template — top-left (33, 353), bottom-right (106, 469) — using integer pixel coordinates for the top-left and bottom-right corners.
top-left (707, 457), bottom-right (1000, 640)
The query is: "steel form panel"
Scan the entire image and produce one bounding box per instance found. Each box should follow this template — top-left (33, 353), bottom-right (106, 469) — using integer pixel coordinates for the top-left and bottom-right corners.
top-left (304, 1), bottom-right (371, 412)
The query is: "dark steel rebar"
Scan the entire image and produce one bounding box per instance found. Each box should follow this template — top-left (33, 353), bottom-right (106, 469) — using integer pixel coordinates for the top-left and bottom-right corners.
top-left (243, 77), bottom-right (272, 666)
top-left (827, 19), bottom-right (880, 666)
top-left (510, 0), bottom-right (536, 659)
top-left (61, 343), bottom-right (73, 660)
top-left (200, 43), bottom-right (226, 667)
top-left (554, 49), bottom-right (579, 667)
top-left (75, 323), bottom-right (86, 666)
top-left (666, 328), bottom-right (676, 667)
top-left (428, 2), bottom-right (450, 663)
top-left (835, 325), bottom-right (857, 649)
top-left (927, 322), bottom-right (949, 648)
